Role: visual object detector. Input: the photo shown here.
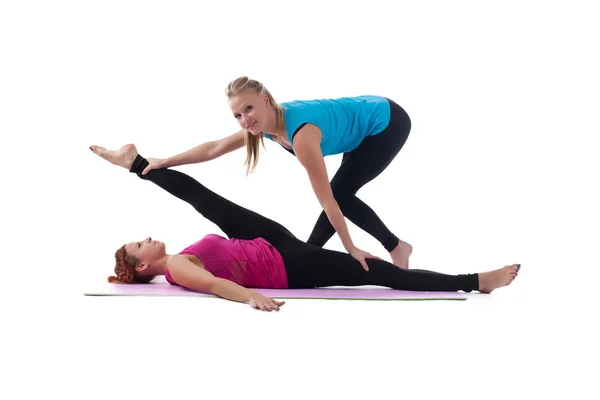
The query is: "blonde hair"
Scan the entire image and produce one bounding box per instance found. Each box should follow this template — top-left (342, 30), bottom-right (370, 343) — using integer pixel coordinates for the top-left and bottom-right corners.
top-left (225, 76), bottom-right (286, 175)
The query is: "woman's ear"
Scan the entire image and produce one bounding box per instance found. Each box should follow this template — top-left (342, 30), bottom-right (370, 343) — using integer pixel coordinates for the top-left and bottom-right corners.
top-left (135, 263), bottom-right (150, 272)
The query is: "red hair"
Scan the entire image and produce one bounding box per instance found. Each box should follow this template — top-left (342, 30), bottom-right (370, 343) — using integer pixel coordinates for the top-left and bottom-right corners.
top-left (108, 245), bottom-right (155, 284)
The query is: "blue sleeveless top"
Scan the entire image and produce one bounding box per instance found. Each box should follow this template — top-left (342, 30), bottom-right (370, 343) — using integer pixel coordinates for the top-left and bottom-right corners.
top-left (264, 95), bottom-right (390, 156)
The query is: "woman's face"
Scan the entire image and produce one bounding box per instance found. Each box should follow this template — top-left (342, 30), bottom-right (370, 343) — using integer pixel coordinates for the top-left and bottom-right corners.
top-left (228, 90), bottom-right (270, 135)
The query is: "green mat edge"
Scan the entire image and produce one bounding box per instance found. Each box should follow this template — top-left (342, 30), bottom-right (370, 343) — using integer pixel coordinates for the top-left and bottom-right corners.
top-left (84, 293), bottom-right (467, 301)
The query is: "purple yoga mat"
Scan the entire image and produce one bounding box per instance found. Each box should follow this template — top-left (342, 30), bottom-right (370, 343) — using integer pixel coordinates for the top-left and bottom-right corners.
top-left (83, 277), bottom-right (467, 300)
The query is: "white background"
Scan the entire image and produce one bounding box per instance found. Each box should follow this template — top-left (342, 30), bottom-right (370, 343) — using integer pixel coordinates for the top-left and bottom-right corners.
top-left (1, 0), bottom-right (598, 398)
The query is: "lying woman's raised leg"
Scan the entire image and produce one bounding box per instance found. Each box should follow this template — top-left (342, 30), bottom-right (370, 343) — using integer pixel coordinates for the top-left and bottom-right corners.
top-left (90, 144), bottom-right (297, 244)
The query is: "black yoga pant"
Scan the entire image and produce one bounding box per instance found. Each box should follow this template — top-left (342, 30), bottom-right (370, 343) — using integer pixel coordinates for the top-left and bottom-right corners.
top-left (129, 155), bottom-right (479, 292)
top-left (307, 98), bottom-right (412, 252)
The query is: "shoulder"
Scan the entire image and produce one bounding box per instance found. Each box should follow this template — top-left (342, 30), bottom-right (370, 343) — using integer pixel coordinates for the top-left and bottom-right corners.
top-left (165, 254), bottom-right (216, 292)
top-left (293, 123), bottom-right (322, 147)
top-left (165, 254), bottom-right (194, 281)
top-left (292, 124), bottom-right (324, 167)
top-left (167, 253), bottom-right (192, 268)
top-left (281, 98), bottom-right (325, 113)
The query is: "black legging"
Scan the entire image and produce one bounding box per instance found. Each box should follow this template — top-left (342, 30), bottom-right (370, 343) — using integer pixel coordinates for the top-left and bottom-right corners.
top-left (307, 98), bottom-right (411, 252)
top-left (130, 155), bottom-right (479, 292)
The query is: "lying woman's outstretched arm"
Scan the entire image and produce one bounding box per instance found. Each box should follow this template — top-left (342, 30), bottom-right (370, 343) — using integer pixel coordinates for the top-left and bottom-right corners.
top-left (167, 255), bottom-right (285, 312)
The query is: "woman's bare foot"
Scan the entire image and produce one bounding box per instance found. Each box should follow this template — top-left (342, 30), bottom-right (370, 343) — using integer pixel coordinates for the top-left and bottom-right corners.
top-left (390, 240), bottom-right (413, 269)
top-left (478, 264), bottom-right (521, 293)
top-left (89, 144), bottom-right (138, 170)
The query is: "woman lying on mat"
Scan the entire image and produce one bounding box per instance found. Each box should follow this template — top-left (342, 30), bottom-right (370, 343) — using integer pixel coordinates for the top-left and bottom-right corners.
top-left (89, 144), bottom-right (521, 312)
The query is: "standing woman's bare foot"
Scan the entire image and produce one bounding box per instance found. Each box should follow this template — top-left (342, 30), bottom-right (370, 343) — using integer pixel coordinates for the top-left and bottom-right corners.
top-left (390, 239), bottom-right (413, 269)
top-left (89, 144), bottom-right (138, 170)
top-left (478, 264), bottom-right (521, 293)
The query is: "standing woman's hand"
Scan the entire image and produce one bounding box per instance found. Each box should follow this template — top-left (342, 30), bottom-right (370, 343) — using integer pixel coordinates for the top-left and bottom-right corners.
top-left (142, 158), bottom-right (167, 175)
top-left (349, 246), bottom-right (384, 271)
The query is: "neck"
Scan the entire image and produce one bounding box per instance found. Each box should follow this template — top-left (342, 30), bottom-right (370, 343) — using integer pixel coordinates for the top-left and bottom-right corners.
top-left (263, 107), bottom-right (279, 135)
top-left (146, 254), bottom-right (171, 276)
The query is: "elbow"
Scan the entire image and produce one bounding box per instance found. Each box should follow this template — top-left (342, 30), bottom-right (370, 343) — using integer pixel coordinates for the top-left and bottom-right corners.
top-left (204, 143), bottom-right (220, 161)
top-left (319, 195), bottom-right (339, 213)
top-left (204, 278), bottom-right (234, 297)
top-left (203, 278), bottom-right (220, 294)
top-left (183, 276), bottom-right (216, 294)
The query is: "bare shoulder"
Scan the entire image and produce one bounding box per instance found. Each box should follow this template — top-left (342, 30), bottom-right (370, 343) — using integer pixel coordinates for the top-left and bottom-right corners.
top-left (166, 254), bottom-right (194, 269)
top-left (166, 254), bottom-right (216, 292)
top-left (293, 124), bottom-right (323, 164)
top-left (293, 123), bottom-right (322, 149)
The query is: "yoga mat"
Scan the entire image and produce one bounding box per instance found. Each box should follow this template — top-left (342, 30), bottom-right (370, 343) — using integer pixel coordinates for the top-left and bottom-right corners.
top-left (84, 277), bottom-right (467, 301)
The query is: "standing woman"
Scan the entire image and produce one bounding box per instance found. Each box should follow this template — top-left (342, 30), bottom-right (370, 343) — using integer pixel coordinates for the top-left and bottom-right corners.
top-left (142, 77), bottom-right (413, 270)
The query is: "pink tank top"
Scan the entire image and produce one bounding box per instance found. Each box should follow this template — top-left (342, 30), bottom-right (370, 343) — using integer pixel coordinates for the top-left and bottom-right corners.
top-left (164, 234), bottom-right (288, 289)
